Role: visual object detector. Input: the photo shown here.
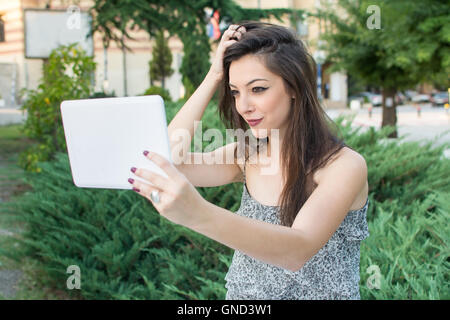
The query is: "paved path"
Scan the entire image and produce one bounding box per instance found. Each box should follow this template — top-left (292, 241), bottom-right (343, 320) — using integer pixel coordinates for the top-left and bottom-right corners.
top-left (0, 270), bottom-right (23, 299)
top-left (0, 152), bottom-right (24, 299)
top-left (326, 104), bottom-right (450, 150)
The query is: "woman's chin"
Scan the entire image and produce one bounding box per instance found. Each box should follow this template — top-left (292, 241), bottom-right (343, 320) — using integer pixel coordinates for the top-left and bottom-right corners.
top-left (250, 128), bottom-right (269, 139)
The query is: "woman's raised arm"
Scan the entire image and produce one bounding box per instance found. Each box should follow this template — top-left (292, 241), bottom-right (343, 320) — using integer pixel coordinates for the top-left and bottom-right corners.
top-left (167, 24), bottom-right (246, 165)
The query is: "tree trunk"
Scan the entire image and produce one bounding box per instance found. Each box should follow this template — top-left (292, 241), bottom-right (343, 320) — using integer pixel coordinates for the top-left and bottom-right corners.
top-left (381, 87), bottom-right (398, 138)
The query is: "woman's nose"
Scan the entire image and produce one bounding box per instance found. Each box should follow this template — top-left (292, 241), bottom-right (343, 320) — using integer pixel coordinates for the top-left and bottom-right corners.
top-left (236, 95), bottom-right (255, 114)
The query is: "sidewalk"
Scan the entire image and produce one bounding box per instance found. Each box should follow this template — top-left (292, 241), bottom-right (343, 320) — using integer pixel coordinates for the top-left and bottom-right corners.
top-left (326, 106), bottom-right (450, 149)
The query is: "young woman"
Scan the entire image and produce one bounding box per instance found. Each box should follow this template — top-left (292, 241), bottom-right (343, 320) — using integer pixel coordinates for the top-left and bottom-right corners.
top-left (128, 21), bottom-right (370, 300)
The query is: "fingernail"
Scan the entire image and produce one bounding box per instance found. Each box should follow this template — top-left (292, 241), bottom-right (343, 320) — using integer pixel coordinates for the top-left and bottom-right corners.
top-left (128, 178), bottom-right (134, 184)
top-left (143, 150), bottom-right (149, 156)
top-left (132, 187), bottom-right (140, 192)
top-left (130, 167), bottom-right (137, 173)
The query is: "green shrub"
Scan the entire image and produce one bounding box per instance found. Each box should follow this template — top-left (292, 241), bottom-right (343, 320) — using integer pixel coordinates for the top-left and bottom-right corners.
top-left (0, 150), bottom-right (238, 299)
top-left (360, 190), bottom-right (449, 299)
top-left (142, 86), bottom-right (172, 102)
top-left (18, 43), bottom-right (96, 173)
top-left (1, 108), bottom-right (449, 299)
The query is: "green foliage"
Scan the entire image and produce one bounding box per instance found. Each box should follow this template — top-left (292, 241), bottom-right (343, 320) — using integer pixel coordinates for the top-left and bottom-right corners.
top-left (18, 43), bottom-right (96, 173)
top-left (181, 77), bottom-right (195, 100)
top-left (149, 30), bottom-right (174, 89)
top-left (318, 0), bottom-right (450, 91)
top-left (142, 86), bottom-right (172, 102)
top-left (179, 34), bottom-right (211, 99)
top-left (1, 106), bottom-right (449, 299)
top-left (360, 191), bottom-right (449, 299)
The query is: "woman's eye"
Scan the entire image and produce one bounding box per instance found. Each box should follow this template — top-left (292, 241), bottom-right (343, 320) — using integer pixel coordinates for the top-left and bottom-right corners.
top-left (253, 87), bottom-right (267, 93)
top-left (230, 87), bottom-right (267, 96)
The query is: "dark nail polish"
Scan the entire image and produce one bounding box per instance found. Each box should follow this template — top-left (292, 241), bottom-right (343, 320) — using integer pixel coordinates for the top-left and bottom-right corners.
top-left (143, 150), bottom-right (149, 156)
top-left (131, 167), bottom-right (136, 173)
top-left (128, 178), bottom-right (134, 184)
top-left (132, 187), bottom-right (140, 192)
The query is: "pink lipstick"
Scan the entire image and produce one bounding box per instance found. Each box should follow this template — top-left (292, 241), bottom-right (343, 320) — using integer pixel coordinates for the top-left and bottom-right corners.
top-left (247, 118), bottom-right (263, 127)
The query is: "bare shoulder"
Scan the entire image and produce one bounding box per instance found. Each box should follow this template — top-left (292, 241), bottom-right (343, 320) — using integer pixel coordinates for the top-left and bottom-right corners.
top-left (336, 147), bottom-right (367, 168)
top-left (316, 147), bottom-right (368, 210)
top-left (324, 147), bottom-right (367, 180)
top-left (317, 147), bottom-right (367, 180)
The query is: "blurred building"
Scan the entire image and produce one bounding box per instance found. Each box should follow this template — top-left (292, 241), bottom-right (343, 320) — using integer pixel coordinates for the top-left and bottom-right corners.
top-left (0, 0), bottom-right (347, 109)
top-left (0, 0), bottom-right (185, 107)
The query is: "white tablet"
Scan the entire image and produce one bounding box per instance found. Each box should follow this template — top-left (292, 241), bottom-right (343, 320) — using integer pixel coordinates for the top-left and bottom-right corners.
top-left (60, 95), bottom-right (172, 190)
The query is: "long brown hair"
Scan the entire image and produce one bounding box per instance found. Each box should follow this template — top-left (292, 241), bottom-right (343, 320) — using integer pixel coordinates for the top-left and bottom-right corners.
top-left (218, 21), bottom-right (350, 227)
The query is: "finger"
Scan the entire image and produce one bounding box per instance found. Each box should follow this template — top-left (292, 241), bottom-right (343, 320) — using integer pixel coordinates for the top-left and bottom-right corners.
top-left (130, 180), bottom-right (163, 204)
top-left (223, 40), bottom-right (237, 47)
top-left (131, 167), bottom-right (170, 192)
top-left (143, 150), bottom-right (180, 181)
top-left (236, 25), bottom-right (246, 33)
top-left (224, 29), bottom-right (242, 39)
top-left (228, 25), bottom-right (246, 34)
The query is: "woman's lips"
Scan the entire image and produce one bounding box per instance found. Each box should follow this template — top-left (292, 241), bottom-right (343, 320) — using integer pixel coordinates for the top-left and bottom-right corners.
top-left (247, 118), bottom-right (263, 127)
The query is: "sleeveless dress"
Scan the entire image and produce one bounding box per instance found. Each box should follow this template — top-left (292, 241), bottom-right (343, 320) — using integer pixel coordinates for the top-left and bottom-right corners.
top-left (224, 159), bottom-right (370, 300)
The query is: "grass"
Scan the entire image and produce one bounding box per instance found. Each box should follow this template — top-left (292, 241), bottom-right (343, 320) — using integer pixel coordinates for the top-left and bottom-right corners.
top-left (0, 123), bottom-right (75, 299)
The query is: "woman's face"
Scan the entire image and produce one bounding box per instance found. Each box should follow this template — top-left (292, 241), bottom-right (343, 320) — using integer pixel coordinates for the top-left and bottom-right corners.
top-left (229, 54), bottom-right (293, 140)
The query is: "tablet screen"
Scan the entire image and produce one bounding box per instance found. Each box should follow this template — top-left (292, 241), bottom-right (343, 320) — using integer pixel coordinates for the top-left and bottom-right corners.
top-left (60, 95), bottom-right (172, 190)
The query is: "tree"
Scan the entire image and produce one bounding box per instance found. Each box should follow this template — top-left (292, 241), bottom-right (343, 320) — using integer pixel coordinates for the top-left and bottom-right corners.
top-left (149, 30), bottom-right (174, 89)
top-left (179, 32), bottom-right (211, 98)
top-left (317, 0), bottom-right (450, 138)
top-left (90, 0), bottom-right (306, 99)
top-left (18, 44), bottom-right (96, 172)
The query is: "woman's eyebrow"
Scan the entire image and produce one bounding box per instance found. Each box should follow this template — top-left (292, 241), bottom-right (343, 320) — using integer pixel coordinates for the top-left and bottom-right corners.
top-left (229, 78), bottom-right (269, 87)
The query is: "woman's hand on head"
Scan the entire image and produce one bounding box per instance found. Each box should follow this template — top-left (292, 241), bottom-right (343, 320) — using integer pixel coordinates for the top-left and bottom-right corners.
top-left (209, 24), bottom-right (246, 80)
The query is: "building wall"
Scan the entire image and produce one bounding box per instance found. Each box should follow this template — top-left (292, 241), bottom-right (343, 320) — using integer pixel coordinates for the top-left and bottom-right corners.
top-left (0, 0), bottom-right (25, 106)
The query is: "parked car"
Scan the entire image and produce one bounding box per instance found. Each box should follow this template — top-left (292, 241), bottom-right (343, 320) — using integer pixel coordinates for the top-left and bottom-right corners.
top-left (404, 90), bottom-right (419, 102)
top-left (348, 92), bottom-right (367, 104)
top-left (370, 93), bottom-right (382, 106)
top-left (411, 93), bottom-right (431, 103)
top-left (430, 92), bottom-right (449, 106)
top-left (348, 92), bottom-right (382, 106)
